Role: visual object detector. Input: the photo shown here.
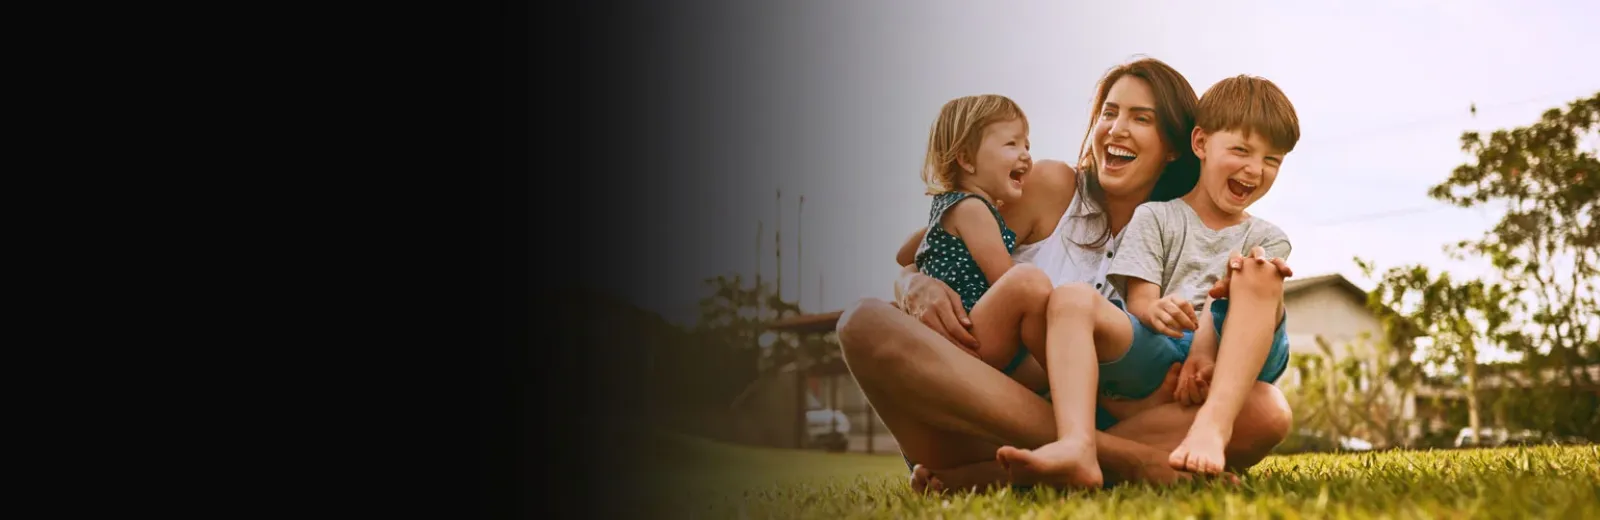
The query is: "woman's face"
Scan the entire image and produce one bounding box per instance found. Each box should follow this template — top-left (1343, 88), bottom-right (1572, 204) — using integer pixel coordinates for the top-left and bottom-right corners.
top-left (1091, 76), bottom-right (1170, 199)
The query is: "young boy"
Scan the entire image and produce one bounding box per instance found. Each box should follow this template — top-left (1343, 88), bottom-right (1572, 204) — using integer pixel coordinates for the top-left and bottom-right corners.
top-left (1107, 73), bottom-right (1299, 475)
top-left (995, 74), bottom-right (1298, 485)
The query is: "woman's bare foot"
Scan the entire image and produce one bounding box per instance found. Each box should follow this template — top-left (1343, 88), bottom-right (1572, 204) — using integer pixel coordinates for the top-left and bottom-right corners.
top-left (1104, 439), bottom-right (1242, 488)
top-left (909, 462), bottom-right (1010, 495)
top-left (1169, 421), bottom-right (1230, 474)
top-left (995, 439), bottom-right (1104, 490)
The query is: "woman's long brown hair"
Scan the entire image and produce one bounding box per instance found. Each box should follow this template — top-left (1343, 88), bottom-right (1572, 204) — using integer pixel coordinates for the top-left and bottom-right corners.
top-left (1071, 56), bottom-right (1201, 249)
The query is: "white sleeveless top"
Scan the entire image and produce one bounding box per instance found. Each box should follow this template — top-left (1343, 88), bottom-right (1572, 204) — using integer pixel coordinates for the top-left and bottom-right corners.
top-left (1011, 176), bottom-right (1124, 302)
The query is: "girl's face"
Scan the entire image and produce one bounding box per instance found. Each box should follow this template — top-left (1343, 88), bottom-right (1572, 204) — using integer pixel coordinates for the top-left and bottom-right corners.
top-left (961, 117), bottom-right (1032, 204)
top-left (1092, 76), bottom-right (1172, 199)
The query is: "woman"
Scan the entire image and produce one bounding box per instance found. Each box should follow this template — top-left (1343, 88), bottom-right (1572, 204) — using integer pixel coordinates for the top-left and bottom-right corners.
top-left (839, 56), bottom-right (1295, 493)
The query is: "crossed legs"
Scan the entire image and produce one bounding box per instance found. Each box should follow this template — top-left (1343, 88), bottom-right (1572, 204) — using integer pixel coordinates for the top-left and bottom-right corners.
top-left (837, 293), bottom-right (1292, 494)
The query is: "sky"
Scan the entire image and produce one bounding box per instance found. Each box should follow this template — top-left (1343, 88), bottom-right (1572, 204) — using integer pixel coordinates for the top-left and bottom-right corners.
top-left (594, 0), bottom-right (1600, 331)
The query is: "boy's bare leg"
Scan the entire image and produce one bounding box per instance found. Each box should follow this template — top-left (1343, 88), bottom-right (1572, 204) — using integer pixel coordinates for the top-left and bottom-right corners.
top-left (966, 264), bottom-right (1053, 392)
top-left (996, 283), bottom-right (1134, 489)
top-left (1170, 253), bottom-right (1284, 474)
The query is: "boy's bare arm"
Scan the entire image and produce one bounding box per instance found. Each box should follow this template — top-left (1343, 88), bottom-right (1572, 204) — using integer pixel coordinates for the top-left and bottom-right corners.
top-left (1189, 300), bottom-right (1219, 360)
top-left (1124, 278), bottom-right (1198, 339)
top-left (1175, 307), bottom-right (1219, 406)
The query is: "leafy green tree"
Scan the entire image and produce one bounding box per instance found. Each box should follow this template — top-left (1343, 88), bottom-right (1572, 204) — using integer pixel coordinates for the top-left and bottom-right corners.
top-left (1357, 91), bottom-right (1600, 441)
top-left (1358, 264), bottom-right (1516, 444)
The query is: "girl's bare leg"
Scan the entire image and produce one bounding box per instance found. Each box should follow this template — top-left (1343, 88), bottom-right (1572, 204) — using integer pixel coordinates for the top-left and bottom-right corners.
top-left (966, 264), bottom-right (1054, 392)
top-left (994, 283), bottom-right (1134, 489)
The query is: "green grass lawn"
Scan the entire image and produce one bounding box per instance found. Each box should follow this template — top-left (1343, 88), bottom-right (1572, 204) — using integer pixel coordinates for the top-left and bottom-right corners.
top-left (640, 433), bottom-right (1599, 519)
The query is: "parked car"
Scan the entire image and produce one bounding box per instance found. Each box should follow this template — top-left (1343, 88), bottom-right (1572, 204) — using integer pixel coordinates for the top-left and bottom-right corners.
top-left (1454, 427), bottom-right (1588, 448)
top-left (805, 408), bottom-right (850, 451)
top-left (1276, 428), bottom-right (1375, 454)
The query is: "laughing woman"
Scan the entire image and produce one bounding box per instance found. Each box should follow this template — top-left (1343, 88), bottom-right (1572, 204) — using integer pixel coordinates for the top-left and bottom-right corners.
top-left (842, 56), bottom-right (1296, 493)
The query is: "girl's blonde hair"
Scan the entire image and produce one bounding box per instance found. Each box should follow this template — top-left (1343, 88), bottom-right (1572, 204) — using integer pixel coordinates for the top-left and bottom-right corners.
top-left (921, 94), bottom-right (1028, 195)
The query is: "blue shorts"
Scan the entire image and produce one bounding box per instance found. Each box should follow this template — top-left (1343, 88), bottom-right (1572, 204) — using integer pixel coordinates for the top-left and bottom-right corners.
top-left (1095, 298), bottom-right (1291, 429)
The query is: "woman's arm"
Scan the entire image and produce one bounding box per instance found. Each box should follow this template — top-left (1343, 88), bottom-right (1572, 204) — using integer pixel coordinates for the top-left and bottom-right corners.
top-left (896, 227), bottom-right (927, 267)
top-left (893, 263), bottom-right (981, 352)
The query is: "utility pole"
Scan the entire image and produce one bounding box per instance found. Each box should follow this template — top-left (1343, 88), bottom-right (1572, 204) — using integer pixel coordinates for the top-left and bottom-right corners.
top-left (776, 189), bottom-right (783, 303)
top-left (798, 195), bottom-right (804, 312)
top-left (756, 220), bottom-right (763, 320)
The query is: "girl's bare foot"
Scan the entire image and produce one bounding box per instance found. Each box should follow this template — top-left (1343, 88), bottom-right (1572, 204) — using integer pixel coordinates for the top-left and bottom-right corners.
top-left (1169, 422), bottom-right (1229, 475)
top-left (909, 461), bottom-right (1010, 495)
top-left (995, 439), bottom-right (1104, 490)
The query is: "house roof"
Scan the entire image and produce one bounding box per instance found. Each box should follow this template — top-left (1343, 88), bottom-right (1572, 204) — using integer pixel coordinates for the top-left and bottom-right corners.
top-left (1284, 273), bottom-right (1370, 302)
top-left (1285, 273), bottom-right (1426, 338)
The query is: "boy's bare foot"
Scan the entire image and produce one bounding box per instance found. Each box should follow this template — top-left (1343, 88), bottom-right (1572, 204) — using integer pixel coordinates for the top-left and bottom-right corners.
top-left (995, 439), bottom-right (1104, 490)
top-left (909, 461), bottom-right (1009, 495)
top-left (1168, 422), bottom-right (1230, 474)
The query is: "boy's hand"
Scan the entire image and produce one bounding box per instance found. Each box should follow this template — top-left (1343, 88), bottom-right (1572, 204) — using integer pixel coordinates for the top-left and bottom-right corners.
top-left (1144, 294), bottom-right (1199, 338)
top-left (1208, 248), bottom-right (1293, 299)
top-left (1175, 356), bottom-right (1216, 406)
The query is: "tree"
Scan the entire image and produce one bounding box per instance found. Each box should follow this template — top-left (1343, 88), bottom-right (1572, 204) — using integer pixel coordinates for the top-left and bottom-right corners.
top-left (1356, 91), bottom-right (1600, 441)
top-left (1435, 92), bottom-right (1600, 438)
top-left (1358, 263), bottom-right (1515, 444)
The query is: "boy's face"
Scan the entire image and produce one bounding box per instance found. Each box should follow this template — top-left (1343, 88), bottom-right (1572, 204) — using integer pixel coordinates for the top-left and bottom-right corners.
top-left (1192, 127), bottom-right (1285, 216)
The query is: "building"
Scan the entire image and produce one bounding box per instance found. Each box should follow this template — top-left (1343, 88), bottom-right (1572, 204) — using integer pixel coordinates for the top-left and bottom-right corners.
top-left (1277, 273), bottom-right (1421, 445)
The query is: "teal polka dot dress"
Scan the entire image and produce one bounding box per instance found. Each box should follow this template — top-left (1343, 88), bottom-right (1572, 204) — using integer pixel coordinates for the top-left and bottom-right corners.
top-left (915, 191), bottom-right (1017, 312)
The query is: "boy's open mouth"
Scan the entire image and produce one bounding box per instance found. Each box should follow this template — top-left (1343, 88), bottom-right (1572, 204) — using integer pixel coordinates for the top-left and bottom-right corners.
top-left (1009, 167), bottom-right (1026, 185)
top-left (1106, 145), bottom-right (1136, 168)
top-left (1227, 179), bottom-right (1257, 198)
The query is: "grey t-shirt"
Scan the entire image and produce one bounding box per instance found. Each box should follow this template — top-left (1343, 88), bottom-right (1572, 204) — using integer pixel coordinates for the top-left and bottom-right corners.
top-left (1106, 199), bottom-right (1291, 310)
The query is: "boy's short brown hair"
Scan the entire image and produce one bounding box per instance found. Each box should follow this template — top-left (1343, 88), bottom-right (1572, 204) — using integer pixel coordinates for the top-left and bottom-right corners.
top-left (1196, 75), bottom-right (1300, 153)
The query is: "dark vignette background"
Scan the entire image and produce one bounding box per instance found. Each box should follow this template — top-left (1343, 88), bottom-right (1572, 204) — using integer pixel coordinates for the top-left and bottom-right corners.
top-left (506, 2), bottom-right (872, 517)
top-left (492, 1), bottom-right (1105, 518)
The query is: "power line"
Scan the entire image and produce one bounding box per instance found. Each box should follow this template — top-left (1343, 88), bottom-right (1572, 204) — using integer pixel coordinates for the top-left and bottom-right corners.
top-left (1308, 204), bottom-right (1455, 228)
top-left (1314, 87), bottom-right (1596, 146)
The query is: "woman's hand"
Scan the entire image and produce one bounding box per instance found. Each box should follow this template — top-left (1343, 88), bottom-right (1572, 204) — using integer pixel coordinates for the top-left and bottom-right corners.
top-left (1207, 247), bottom-right (1292, 299)
top-left (895, 271), bottom-right (982, 353)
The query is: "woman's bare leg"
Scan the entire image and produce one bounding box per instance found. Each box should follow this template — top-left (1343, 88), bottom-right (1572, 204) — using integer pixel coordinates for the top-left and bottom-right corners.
top-left (836, 298), bottom-right (1217, 492)
top-left (1105, 381), bottom-right (1292, 471)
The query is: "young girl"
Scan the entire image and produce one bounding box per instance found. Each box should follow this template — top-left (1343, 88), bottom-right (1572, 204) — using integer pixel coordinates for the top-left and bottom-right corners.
top-left (910, 94), bottom-right (1055, 393)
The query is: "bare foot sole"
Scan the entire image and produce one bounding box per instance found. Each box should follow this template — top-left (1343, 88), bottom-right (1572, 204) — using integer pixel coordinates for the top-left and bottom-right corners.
top-left (996, 440), bottom-right (1104, 490)
top-left (1169, 426), bottom-right (1229, 475)
top-left (909, 461), bottom-right (1009, 495)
